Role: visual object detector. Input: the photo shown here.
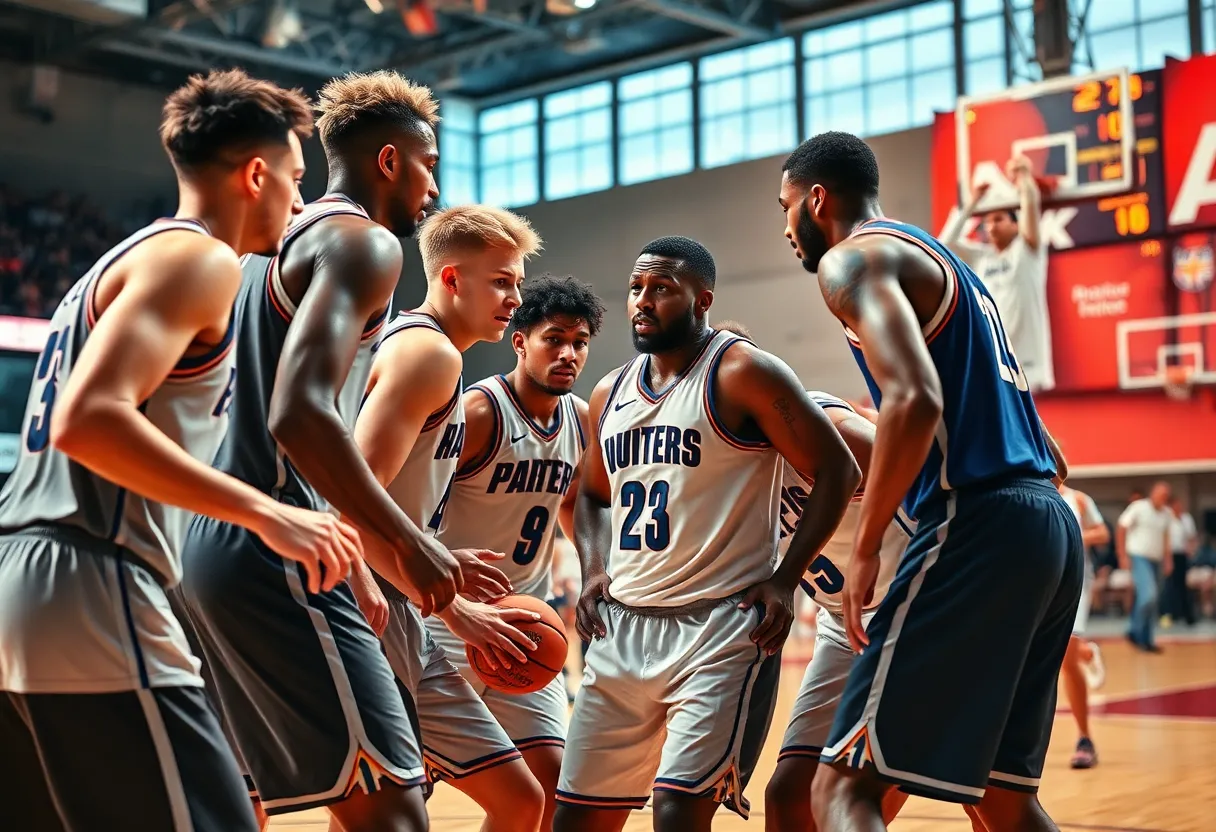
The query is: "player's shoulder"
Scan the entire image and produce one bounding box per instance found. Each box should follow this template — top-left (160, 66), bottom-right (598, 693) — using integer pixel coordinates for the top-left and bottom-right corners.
top-left (378, 321), bottom-right (461, 374)
top-left (130, 230), bottom-right (241, 297)
top-left (306, 214), bottom-right (403, 279)
top-left (463, 376), bottom-right (503, 417)
top-left (568, 392), bottom-right (590, 424)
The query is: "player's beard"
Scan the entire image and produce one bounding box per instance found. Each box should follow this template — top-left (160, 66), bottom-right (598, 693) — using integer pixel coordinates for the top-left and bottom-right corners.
top-left (631, 304), bottom-right (697, 354)
top-left (525, 365), bottom-right (573, 397)
top-left (795, 199), bottom-right (830, 274)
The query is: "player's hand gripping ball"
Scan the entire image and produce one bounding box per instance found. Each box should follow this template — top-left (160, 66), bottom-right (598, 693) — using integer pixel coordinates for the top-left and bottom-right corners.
top-left (467, 594), bottom-right (569, 694)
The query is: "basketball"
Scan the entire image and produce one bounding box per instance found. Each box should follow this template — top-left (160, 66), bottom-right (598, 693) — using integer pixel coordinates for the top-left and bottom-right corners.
top-left (466, 594), bottom-right (568, 694)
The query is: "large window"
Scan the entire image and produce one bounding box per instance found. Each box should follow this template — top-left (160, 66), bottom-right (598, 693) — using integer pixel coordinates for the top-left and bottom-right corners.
top-left (1076, 0), bottom-right (1190, 74)
top-left (544, 82), bottom-right (613, 201)
top-left (438, 97), bottom-right (478, 207)
top-left (479, 99), bottom-right (539, 208)
top-left (699, 39), bottom-right (797, 169)
top-left (1207, 1), bottom-right (1216, 54)
top-left (804, 0), bottom-right (955, 138)
top-left (618, 63), bottom-right (694, 185)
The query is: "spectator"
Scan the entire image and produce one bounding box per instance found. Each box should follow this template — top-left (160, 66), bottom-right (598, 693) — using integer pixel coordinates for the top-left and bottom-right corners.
top-left (942, 154), bottom-right (1054, 392)
top-left (1162, 496), bottom-right (1199, 627)
top-left (1116, 482), bottom-right (1173, 653)
top-left (0, 183), bottom-right (157, 318)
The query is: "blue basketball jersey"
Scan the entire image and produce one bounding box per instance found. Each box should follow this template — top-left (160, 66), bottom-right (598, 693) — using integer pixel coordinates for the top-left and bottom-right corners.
top-left (842, 218), bottom-right (1056, 518)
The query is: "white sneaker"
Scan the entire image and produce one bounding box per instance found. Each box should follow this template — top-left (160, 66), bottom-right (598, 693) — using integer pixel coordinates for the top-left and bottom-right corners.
top-left (1082, 641), bottom-right (1106, 690)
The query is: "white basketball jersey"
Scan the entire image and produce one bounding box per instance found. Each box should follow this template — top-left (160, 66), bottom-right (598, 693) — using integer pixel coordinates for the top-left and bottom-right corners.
top-left (598, 331), bottom-right (782, 607)
top-left (0, 219), bottom-right (236, 587)
top-left (379, 312), bottom-right (466, 534)
top-left (777, 391), bottom-right (911, 616)
top-left (438, 375), bottom-right (585, 599)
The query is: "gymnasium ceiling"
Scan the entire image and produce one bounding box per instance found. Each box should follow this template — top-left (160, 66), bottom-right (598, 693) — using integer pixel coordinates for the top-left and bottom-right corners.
top-left (0, 0), bottom-right (899, 101)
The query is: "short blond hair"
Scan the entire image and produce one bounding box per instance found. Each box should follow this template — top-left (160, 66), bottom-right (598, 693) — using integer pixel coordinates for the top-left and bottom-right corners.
top-left (419, 205), bottom-right (543, 277)
top-left (316, 71), bottom-right (439, 151)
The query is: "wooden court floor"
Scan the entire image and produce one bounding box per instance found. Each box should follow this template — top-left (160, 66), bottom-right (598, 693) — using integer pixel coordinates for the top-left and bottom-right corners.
top-left (272, 638), bottom-right (1216, 832)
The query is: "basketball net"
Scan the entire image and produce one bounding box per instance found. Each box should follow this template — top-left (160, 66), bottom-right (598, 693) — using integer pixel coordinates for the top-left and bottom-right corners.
top-left (1164, 365), bottom-right (1195, 401)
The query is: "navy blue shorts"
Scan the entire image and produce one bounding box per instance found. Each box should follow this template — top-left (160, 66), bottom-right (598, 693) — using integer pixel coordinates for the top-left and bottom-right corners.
top-left (820, 477), bottom-right (1083, 804)
top-left (179, 516), bottom-right (427, 816)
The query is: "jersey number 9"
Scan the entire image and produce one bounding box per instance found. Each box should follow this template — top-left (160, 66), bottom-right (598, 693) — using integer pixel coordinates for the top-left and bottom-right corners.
top-left (513, 505), bottom-right (550, 565)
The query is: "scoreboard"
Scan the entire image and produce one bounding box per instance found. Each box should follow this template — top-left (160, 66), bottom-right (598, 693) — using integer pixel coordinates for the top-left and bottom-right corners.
top-left (951, 67), bottom-right (1164, 250)
top-left (930, 53), bottom-right (1216, 397)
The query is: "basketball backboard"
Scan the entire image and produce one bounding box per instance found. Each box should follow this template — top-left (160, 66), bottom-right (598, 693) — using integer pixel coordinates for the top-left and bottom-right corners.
top-left (1117, 312), bottom-right (1216, 391)
top-left (956, 67), bottom-right (1137, 213)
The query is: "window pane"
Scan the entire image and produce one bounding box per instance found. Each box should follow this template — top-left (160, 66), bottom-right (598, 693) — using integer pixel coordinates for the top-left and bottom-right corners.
top-left (866, 40), bottom-right (908, 81)
top-left (701, 114), bottom-right (745, 168)
top-left (1088, 27), bottom-right (1140, 73)
top-left (966, 16), bottom-right (1004, 59)
top-left (580, 143), bottom-right (613, 192)
top-left (1088, 0), bottom-right (1135, 31)
top-left (868, 77), bottom-right (910, 135)
top-left (912, 28), bottom-right (954, 71)
top-left (545, 118), bottom-right (577, 152)
top-left (582, 109), bottom-right (611, 144)
top-left (1207, 5), bottom-right (1215, 55)
top-left (545, 151), bottom-right (578, 200)
top-left (658, 126), bottom-right (693, 177)
top-left (825, 50), bottom-right (863, 90)
top-left (912, 68), bottom-right (956, 125)
top-left (1144, 0), bottom-right (1187, 15)
top-left (748, 67), bottom-right (786, 106)
top-left (658, 89), bottom-right (692, 126)
top-left (620, 134), bottom-right (656, 184)
top-left (865, 9), bottom-right (907, 42)
top-left (967, 56), bottom-right (1006, 95)
top-left (822, 20), bottom-right (863, 52)
top-left (620, 98), bottom-right (655, 135)
top-left (910, 0), bottom-right (952, 30)
top-left (746, 38), bottom-right (794, 69)
top-left (826, 89), bottom-right (866, 135)
top-left (1139, 15), bottom-right (1191, 69)
top-left (964, 0), bottom-right (1002, 17)
top-left (806, 94), bottom-right (827, 137)
top-left (510, 160), bottom-right (538, 207)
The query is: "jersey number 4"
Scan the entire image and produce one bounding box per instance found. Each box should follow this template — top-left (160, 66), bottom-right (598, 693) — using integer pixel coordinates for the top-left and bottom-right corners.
top-left (26, 324), bottom-right (72, 453)
top-left (974, 287), bottom-right (1029, 392)
top-left (619, 480), bottom-right (670, 551)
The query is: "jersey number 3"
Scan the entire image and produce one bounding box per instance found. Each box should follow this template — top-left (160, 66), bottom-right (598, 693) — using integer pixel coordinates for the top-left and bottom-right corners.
top-left (619, 480), bottom-right (670, 551)
top-left (26, 325), bottom-right (72, 453)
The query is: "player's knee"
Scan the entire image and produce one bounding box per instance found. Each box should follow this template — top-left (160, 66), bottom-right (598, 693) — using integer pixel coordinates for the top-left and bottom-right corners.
top-left (764, 761), bottom-right (813, 823)
top-left (479, 762), bottom-right (545, 831)
top-left (651, 790), bottom-right (716, 832)
top-left (976, 786), bottom-right (1047, 831)
top-left (552, 803), bottom-right (608, 832)
top-left (333, 782), bottom-right (430, 832)
top-left (810, 763), bottom-right (883, 828)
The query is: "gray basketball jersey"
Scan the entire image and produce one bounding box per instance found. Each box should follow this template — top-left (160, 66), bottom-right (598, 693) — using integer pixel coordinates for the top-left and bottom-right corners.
top-left (437, 376), bottom-right (586, 600)
top-left (597, 330), bottom-right (783, 607)
top-left (210, 195), bottom-right (390, 513)
top-left (776, 391), bottom-right (911, 616)
top-left (0, 219), bottom-right (235, 587)
top-left (378, 312), bottom-right (465, 534)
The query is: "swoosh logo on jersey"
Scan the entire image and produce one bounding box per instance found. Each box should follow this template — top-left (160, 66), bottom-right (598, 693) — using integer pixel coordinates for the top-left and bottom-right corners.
top-left (511, 432), bottom-right (528, 444)
top-left (614, 399), bottom-right (636, 411)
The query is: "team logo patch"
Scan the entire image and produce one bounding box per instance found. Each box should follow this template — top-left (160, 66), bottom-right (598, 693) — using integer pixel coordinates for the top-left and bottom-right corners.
top-left (1172, 238), bottom-right (1215, 292)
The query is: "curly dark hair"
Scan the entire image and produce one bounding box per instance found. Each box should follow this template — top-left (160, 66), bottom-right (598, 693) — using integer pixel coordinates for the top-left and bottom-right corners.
top-left (512, 273), bottom-right (606, 336)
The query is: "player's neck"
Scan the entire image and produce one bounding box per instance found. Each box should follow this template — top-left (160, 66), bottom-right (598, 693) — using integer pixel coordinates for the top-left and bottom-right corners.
top-left (173, 186), bottom-right (246, 252)
top-left (647, 326), bottom-right (715, 383)
top-left (505, 368), bottom-right (560, 427)
top-left (414, 295), bottom-right (479, 352)
top-left (840, 200), bottom-right (886, 241)
top-left (323, 173), bottom-right (380, 224)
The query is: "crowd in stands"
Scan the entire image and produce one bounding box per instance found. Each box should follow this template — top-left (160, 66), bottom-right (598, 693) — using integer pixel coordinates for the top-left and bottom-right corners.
top-left (0, 184), bottom-right (161, 319)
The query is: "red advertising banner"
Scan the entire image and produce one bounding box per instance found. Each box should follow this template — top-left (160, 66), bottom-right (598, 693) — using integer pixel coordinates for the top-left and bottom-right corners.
top-left (1163, 53), bottom-right (1216, 231)
top-left (1046, 240), bottom-right (1169, 391)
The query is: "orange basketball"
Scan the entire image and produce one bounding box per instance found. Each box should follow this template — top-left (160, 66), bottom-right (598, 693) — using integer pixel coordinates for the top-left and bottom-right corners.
top-left (466, 594), bottom-right (568, 694)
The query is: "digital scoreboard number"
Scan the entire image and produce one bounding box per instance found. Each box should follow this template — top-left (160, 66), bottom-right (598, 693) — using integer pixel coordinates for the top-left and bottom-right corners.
top-left (955, 67), bottom-right (1163, 249)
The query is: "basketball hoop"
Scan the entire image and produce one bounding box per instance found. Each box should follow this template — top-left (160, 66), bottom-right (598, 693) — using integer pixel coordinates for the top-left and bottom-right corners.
top-left (1164, 365), bottom-right (1194, 401)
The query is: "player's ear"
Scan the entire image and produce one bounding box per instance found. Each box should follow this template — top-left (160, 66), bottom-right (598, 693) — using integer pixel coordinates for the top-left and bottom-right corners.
top-left (512, 329), bottom-right (526, 356)
top-left (696, 287), bottom-right (714, 316)
top-left (377, 144), bottom-right (397, 181)
top-left (440, 263), bottom-right (459, 294)
top-left (809, 184), bottom-right (827, 218)
top-left (242, 156), bottom-right (268, 198)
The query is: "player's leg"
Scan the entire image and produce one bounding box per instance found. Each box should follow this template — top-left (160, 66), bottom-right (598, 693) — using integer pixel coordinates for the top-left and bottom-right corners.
top-left (766, 606), bottom-right (856, 832)
top-left (649, 600), bottom-right (782, 832)
top-left (1060, 557), bottom-right (1099, 769)
top-left (482, 673), bottom-right (570, 831)
top-left (10, 687), bottom-right (258, 831)
top-left (554, 603), bottom-right (665, 832)
top-left (979, 489), bottom-right (1083, 832)
top-left (0, 693), bottom-right (69, 828)
top-left (814, 480), bottom-right (1078, 831)
top-left (180, 518), bottom-right (427, 826)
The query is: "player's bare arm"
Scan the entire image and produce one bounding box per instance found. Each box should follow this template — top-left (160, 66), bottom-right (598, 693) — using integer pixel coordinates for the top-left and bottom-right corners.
top-left (572, 369), bottom-right (623, 641)
top-left (52, 231), bottom-right (360, 594)
top-left (1009, 154), bottom-right (1042, 250)
top-left (818, 235), bottom-right (945, 651)
top-left (824, 405), bottom-right (877, 492)
top-left (713, 341), bottom-right (861, 654)
top-left (557, 396), bottom-right (591, 541)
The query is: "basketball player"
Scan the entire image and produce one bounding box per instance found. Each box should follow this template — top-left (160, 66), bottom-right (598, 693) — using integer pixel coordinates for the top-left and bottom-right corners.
top-left (778, 132), bottom-right (1082, 832)
top-left (0, 70), bottom-right (362, 830)
top-left (942, 156), bottom-right (1053, 392)
top-left (180, 73), bottom-right (507, 830)
top-left (554, 235), bottom-right (863, 832)
top-left (351, 205), bottom-right (547, 832)
top-left (430, 273), bottom-right (605, 829)
top-left (1058, 482), bottom-right (1109, 770)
